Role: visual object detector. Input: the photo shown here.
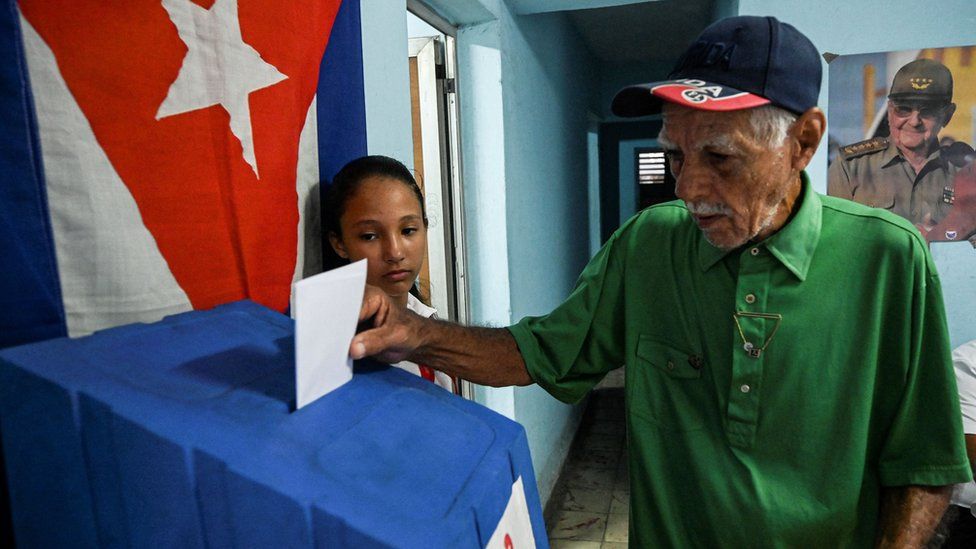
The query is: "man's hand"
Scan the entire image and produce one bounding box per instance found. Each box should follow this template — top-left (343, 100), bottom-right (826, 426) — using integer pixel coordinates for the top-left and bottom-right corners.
top-left (348, 285), bottom-right (533, 387)
top-left (349, 285), bottom-right (422, 364)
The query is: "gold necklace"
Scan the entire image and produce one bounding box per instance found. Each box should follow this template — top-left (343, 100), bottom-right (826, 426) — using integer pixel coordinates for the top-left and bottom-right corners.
top-left (732, 311), bottom-right (783, 358)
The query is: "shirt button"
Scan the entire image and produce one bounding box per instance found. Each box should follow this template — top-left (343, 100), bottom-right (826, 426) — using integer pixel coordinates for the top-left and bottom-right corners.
top-left (744, 294), bottom-right (756, 304)
top-left (667, 361), bottom-right (675, 371)
top-left (740, 384), bottom-right (751, 393)
top-left (750, 247), bottom-right (760, 256)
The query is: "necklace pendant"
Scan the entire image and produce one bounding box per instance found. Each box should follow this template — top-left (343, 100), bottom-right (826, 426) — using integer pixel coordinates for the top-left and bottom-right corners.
top-left (743, 342), bottom-right (761, 358)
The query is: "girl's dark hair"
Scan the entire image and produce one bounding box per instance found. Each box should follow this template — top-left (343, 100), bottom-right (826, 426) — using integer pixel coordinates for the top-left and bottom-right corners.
top-left (324, 155), bottom-right (427, 241)
top-left (322, 155), bottom-right (430, 301)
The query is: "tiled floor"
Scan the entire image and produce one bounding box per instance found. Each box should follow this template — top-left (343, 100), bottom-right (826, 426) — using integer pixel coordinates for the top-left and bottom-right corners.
top-left (545, 369), bottom-right (628, 548)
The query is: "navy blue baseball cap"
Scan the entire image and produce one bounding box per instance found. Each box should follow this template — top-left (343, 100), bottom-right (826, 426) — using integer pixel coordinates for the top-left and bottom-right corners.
top-left (612, 16), bottom-right (822, 117)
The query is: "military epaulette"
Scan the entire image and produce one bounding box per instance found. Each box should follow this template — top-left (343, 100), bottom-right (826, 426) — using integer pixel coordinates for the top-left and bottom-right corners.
top-left (943, 140), bottom-right (974, 167)
top-left (840, 137), bottom-right (888, 159)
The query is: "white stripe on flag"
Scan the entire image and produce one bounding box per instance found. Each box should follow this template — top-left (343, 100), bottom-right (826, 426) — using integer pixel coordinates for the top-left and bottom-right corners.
top-left (22, 14), bottom-right (192, 337)
top-left (293, 94), bottom-right (322, 289)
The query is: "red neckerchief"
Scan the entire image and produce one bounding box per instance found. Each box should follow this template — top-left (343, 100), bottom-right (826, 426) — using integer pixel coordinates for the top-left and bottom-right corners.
top-left (417, 363), bottom-right (436, 383)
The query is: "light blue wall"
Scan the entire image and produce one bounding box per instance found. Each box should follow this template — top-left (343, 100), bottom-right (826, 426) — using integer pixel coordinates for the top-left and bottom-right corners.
top-left (456, 17), bottom-right (517, 419)
top-left (360, 0), bottom-right (412, 163)
top-left (500, 13), bottom-right (594, 319)
top-left (495, 8), bottom-right (596, 503)
top-left (511, 0), bottom-right (649, 15)
top-left (736, 0), bottom-right (976, 348)
top-left (455, 1), bottom-right (595, 504)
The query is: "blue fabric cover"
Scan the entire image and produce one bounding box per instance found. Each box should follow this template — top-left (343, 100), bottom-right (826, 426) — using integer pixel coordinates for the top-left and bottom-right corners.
top-left (0, 301), bottom-right (548, 548)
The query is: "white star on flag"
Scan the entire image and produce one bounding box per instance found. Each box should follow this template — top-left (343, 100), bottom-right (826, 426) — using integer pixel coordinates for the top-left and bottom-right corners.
top-left (156, 0), bottom-right (287, 178)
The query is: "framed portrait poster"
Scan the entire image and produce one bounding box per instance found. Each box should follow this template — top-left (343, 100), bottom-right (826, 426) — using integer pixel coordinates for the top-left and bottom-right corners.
top-left (826, 45), bottom-right (976, 348)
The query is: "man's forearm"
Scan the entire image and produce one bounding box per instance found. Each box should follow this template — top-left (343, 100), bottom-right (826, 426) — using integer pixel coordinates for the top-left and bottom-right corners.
top-left (412, 318), bottom-right (533, 387)
top-left (349, 287), bottom-right (533, 388)
top-left (875, 485), bottom-right (951, 548)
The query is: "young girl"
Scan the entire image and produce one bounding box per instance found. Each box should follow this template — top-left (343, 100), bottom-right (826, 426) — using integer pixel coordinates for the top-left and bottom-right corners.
top-left (324, 155), bottom-right (455, 392)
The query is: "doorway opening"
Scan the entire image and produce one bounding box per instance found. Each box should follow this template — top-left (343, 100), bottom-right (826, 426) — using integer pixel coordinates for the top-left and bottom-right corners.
top-left (406, 3), bottom-right (471, 398)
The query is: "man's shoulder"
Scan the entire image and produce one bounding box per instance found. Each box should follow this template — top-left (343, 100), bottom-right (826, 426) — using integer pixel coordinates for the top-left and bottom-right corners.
top-left (838, 137), bottom-right (889, 161)
top-left (641, 199), bottom-right (690, 216)
top-left (632, 200), bottom-right (694, 230)
top-left (612, 200), bottom-right (695, 245)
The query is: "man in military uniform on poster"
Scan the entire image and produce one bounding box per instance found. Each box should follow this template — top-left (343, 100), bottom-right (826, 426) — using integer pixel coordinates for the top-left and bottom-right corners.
top-left (828, 58), bottom-right (976, 246)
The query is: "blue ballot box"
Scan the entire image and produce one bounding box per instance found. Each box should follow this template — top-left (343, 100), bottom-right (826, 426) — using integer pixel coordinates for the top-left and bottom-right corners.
top-left (0, 301), bottom-right (547, 548)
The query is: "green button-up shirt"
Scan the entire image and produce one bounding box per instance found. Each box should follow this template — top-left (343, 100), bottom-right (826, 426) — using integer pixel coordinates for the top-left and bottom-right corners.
top-left (509, 174), bottom-right (970, 547)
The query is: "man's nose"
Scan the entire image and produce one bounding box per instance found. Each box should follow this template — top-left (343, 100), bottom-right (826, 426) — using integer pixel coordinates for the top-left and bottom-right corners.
top-left (674, 162), bottom-right (708, 203)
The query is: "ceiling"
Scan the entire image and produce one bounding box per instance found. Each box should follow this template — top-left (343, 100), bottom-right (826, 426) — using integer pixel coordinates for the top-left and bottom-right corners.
top-left (564, 0), bottom-right (716, 65)
top-left (416, 0), bottom-right (717, 67)
top-left (508, 0), bottom-right (651, 14)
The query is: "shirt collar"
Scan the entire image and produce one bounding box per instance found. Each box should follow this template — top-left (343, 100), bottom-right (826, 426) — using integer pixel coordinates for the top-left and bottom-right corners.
top-left (876, 138), bottom-right (902, 168)
top-left (698, 172), bottom-right (822, 281)
top-left (407, 293), bottom-right (436, 318)
top-left (881, 138), bottom-right (947, 169)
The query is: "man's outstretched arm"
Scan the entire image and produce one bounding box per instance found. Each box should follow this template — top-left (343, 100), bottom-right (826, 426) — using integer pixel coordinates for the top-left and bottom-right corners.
top-left (349, 286), bottom-right (533, 387)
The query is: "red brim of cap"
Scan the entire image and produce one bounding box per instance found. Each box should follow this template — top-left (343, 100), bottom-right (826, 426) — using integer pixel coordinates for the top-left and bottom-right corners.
top-left (612, 80), bottom-right (770, 117)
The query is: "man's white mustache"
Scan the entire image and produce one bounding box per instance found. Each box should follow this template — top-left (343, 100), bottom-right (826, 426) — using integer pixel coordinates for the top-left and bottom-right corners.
top-left (685, 202), bottom-right (733, 216)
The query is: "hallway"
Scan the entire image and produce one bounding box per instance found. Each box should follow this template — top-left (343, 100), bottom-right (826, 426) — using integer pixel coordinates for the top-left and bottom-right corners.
top-left (545, 369), bottom-right (628, 547)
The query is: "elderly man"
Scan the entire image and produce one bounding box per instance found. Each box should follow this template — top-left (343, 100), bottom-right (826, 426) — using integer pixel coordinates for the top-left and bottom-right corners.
top-left (350, 16), bottom-right (970, 547)
top-left (828, 58), bottom-right (975, 245)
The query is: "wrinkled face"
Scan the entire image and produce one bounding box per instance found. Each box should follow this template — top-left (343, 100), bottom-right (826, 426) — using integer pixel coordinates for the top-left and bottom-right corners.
top-left (659, 106), bottom-right (797, 250)
top-left (330, 176), bottom-right (427, 305)
top-left (887, 100), bottom-right (950, 156)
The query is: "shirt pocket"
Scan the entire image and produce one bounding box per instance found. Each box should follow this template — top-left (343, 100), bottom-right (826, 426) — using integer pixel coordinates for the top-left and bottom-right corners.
top-left (852, 185), bottom-right (896, 210)
top-left (629, 335), bottom-right (709, 432)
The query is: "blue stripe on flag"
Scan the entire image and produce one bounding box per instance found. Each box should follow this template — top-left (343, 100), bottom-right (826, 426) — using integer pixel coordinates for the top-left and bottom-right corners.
top-left (316, 0), bottom-right (367, 184)
top-left (0, 0), bottom-right (66, 349)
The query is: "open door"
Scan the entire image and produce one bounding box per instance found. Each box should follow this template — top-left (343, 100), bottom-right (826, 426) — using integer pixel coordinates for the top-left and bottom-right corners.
top-left (408, 31), bottom-right (472, 396)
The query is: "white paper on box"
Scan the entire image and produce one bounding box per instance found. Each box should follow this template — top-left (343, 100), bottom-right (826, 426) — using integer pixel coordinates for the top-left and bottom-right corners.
top-left (486, 476), bottom-right (536, 549)
top-left (293, 259), bottom-right (366, 409)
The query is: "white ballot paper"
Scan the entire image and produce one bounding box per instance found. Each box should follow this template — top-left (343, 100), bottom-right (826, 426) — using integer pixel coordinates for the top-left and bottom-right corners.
top-left (293, 259), bottom-right (367, 409)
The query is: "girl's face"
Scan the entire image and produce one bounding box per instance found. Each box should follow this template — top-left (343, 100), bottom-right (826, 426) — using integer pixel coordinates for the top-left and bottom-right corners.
top-left (329, 176), bottom-right (427, 306)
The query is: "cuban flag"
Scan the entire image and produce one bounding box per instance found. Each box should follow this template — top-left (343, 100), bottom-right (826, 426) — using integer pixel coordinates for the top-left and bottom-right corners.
top-left (0, 0), bottom-right (367, 348)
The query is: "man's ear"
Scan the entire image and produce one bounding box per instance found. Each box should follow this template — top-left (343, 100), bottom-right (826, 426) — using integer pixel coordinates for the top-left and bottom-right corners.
top-left (329, 232), bottom-right (349, 259)
top-left (943, 103), bottom-right (957, 127)
top-left (791, 107), bottom-right (826, 172)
